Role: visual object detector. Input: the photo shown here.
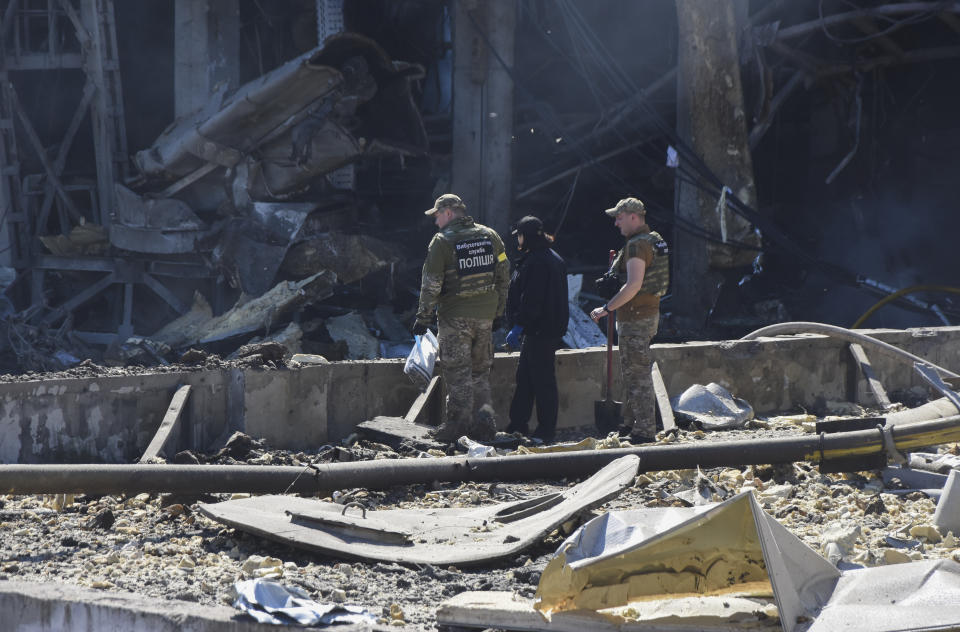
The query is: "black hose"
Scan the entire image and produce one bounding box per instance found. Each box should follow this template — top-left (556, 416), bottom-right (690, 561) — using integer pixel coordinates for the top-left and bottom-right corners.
top-left (4, 414), bottom-right (960, 495)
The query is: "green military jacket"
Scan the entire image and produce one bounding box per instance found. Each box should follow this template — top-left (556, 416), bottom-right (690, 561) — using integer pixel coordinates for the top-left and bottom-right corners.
top-left (416, 216), bottom-right (510, 323)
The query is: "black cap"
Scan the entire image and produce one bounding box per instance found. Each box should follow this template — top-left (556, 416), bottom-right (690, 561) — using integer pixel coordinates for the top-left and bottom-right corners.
top-left (510, 215), bottom-right (544, 238)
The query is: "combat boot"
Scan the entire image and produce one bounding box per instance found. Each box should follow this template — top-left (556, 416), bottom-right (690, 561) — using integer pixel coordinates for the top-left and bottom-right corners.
top-left (504, 420), bottom-right (530, 436)
top-left (532, 427), bottom-right (555, 443)
top-left (469, 404), bottom-right (498, 442)
top-left (631, 421), bottom-right (657, 444)
top-left (431, 422), bottom-right (463, 443)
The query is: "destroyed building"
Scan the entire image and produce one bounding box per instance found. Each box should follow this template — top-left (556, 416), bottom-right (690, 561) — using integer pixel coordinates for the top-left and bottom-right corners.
top-left (4, 1), bottom-right (960, 631)
top-left (1, 1), bottom-right (960, 369)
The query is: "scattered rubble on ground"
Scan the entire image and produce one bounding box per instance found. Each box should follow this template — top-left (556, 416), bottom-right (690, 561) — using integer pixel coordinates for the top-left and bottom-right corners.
top-left (4, 416), bottom-right (960, 630)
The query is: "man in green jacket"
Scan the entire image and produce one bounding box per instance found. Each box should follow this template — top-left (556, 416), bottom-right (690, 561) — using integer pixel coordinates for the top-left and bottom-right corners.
top-left (414, 194), bottom-right (510, 442)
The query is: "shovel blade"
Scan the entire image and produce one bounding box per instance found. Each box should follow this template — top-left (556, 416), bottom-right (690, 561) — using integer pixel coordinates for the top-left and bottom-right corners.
top-left (594, 399), bottom-right (623, 434)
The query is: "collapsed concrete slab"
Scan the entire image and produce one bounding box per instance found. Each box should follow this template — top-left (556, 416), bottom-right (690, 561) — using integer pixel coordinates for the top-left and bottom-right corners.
top-left (197, 456), bottom-right (640, 565)
top-left (280, 232), bottom-right (401, 285)
top-left (134, 34), bottom-right (425, 191)
top-left (149, 270), bottom-right (335, 350)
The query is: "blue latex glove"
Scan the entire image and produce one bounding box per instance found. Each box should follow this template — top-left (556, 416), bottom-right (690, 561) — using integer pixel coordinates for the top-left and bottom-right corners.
top-left (506, 325), bottom-right (523, 348)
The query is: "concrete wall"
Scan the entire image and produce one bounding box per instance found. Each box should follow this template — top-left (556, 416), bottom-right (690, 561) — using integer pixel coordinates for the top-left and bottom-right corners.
top-left (2, 326), bottom-right (959, 463)
top-left (0, 580), bottom-right (284, 631)
top-left (0, 371), bottom-right (233, 465)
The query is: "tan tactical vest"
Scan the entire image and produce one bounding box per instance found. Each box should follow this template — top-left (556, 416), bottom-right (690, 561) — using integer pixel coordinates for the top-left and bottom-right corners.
top-left (611, 229), bottom-right (670, 320)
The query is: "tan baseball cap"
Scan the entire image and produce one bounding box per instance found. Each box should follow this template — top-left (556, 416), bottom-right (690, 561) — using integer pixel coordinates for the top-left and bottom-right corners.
top-left (604, 197), bottom-right (646, 217)
top-left (425, 193), bottom-right (466, 216)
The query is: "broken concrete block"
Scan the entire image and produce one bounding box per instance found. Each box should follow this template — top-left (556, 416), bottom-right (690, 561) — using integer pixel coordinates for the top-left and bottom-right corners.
top-left (823, 401), bottom-right (865, 416)
top-left (106, 337), bottom-right (172, 366)
top-left (882, 548), bottom-right (912, 564)
top-left (326, 312), bottom-right (379, 360)
top-left (823, 542), bottom-right (843, 565)
top-left (289, 353), bottom-right (330, 366)
top-left (911, 452), bottom-right (960, 474)
top-left (757, 483), bottom-right (793, 506)
top-left (282, 233), bottom-right (400, 285)
top-left (241, 555), bottom-right (283, 579)
top-left (934, 470), bottom-right (960, 534)
top-left (909, 524), bottom-right (943, 544)
top-left (820, 521), bottom-right (861, 560)
top-left (178, 555), bottom-right (197, 569)
top-left (232, 322), bottom-right (303, 361)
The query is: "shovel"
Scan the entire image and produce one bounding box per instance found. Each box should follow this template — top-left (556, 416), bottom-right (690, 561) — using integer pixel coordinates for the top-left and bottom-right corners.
top-left (594, 249), bottom-right (622, 434)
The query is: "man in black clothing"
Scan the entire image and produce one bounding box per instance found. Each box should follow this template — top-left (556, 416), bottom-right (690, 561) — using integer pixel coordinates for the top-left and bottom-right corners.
top-left (504, 216), bottom-right (569, 442)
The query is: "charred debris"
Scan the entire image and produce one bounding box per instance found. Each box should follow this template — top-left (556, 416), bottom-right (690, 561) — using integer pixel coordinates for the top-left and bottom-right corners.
top-left (0, 1), bottom-right (436, 373)
top-left (3, 1), bottom-right (960, 375)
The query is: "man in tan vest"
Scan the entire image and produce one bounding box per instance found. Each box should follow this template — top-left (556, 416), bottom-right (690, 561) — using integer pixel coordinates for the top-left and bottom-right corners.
top-left (590, 197), bottom-right (670, 442)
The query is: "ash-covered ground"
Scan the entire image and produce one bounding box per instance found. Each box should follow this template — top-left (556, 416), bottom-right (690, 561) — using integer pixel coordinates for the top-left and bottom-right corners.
top-left (2, 415), bottom-right (959, 630)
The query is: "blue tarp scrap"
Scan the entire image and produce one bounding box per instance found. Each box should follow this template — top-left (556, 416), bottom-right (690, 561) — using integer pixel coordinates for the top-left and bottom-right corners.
top-left (234, 579), bottom-right (378, 626)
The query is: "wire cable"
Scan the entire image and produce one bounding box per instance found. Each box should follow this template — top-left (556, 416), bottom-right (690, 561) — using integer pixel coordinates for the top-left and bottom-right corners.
top-left (852, 285), bottom-right (960, 329)
top-left (817, 0), bottom-right (950, 45)
top-left (510, 0), bottom-right (943, 305)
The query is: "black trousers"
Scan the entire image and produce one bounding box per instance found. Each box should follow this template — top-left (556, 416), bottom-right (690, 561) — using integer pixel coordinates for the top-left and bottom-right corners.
top-left (508, 335), bottom-right (561, 435)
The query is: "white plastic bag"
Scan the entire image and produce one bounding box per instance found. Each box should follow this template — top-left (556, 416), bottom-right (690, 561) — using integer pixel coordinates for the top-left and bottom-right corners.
top-left (458, 436), bottom-right (496, 457)
top-left (404, 329), bottom-right (438, 386)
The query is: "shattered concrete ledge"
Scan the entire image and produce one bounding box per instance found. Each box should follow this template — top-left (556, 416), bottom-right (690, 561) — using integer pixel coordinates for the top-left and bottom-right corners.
top-left (549, 325), bottom-right (960, 430)
top-left (2, 326), bottom-right (960, 464)
top-left (651, 325), bottom-right (960, 412)
top-left (0, 580), bottom-right (293, 631)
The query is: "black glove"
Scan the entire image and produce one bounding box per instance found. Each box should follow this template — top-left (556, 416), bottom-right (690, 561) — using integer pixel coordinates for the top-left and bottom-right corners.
top-left (412, 321), bottom-right (429, 336)
top-left (595, 272), bottom-right (621, 299)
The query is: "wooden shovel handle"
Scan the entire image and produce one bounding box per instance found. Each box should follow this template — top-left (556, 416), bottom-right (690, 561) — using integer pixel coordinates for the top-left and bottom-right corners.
top-left (606, 249), bottom-right (616, 399)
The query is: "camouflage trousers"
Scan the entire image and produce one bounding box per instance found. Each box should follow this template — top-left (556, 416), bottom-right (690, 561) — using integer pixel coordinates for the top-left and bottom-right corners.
top-left (618, 315), bottom-right (659, 437)
top-left (438, 315), bottom-right (495, 434)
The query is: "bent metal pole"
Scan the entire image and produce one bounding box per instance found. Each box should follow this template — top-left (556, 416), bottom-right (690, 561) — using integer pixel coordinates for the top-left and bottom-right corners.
top-left (740, 321), bottom-right (960, 378)
top-left (3, 415), bottom-right (960, 495)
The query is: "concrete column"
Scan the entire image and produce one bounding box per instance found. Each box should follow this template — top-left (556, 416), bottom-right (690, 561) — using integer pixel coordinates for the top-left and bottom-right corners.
top-left (0, 94), bottom-right (15, 268)
top-left (81, 0), bottom-right (117, 225)
top-left (174, 0), bottom-right (239, 119)
top-left (451, 0), bottom-right (515, 235)
top-left (0, 205), bottom-right (12, 269)
top-left (673, 0), bottom-right (761, 328)
top-left (479, 0), bottom-right (514, 236)
top-left (316, 0), bottom-right (355, 191)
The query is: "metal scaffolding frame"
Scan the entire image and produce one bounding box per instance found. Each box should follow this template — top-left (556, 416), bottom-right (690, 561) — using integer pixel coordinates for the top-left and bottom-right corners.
top-left (0, 0), bottom-right (198, 343)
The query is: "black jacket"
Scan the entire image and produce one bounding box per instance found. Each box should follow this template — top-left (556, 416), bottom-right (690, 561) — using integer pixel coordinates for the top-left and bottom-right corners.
top-left (506, 246), bottom-right (569, 338)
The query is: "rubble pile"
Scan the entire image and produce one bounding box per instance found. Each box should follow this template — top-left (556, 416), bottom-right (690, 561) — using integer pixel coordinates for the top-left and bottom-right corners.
top-left (3, 418), bottom-right (960, 630)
